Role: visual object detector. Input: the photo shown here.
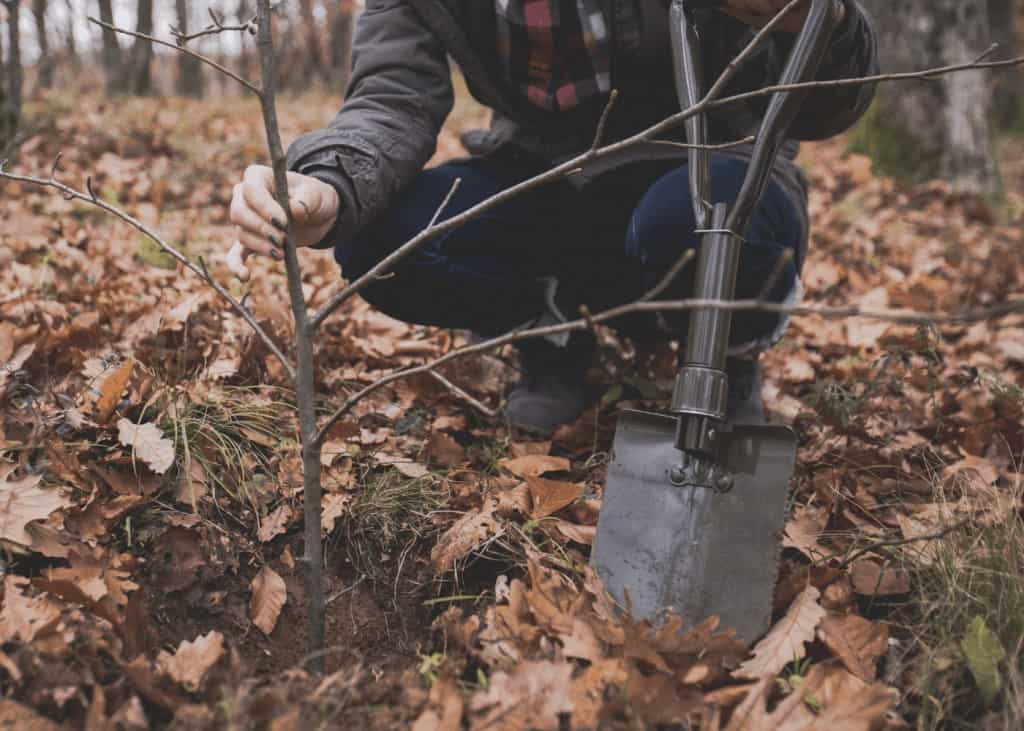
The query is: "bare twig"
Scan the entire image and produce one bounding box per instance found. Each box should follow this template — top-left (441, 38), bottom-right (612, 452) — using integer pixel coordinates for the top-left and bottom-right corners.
top-left (707, 54), bottom-right (1024, 115)
top-left (590, 89), bottom-right (619, 152)
top-left (641, 249), bottom-right (697, 303)
top-left (427, 370), bottom-right (499, 418)
top-left (253, 0), bottom-right (325, 674)
top-left (428, 177), bottom-right (462, 228)
top-left (0, 161), bottom-right (295, 379)
top-left (314, 294), bottom-right (1024, 443)
top-left (87, 16), bottom-right (261, 94)
top-left (756, 248), bottom-right (795, 301)
top-left (171, 9), bottom-right (256, 46)
top-left (834, 518), bottom-right (972, 571)
top-left (645, 136), bottom-right (756, 152)
top-left (307, 48), bottom-right (1024, 333)
top-left (703, 0), bottom-right (810, 102)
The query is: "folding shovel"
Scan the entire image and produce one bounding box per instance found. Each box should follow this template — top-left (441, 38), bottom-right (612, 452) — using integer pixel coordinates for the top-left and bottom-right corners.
top-left (592, 0), bottom-right (841, 644)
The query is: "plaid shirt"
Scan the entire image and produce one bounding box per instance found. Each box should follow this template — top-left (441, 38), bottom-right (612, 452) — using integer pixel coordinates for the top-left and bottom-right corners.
top-left (495, 0), bottom-right (640, 112)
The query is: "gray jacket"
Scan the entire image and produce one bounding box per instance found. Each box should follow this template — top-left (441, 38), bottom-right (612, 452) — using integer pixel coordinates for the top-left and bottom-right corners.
top-left (286, 0), bottom-right (879, 255)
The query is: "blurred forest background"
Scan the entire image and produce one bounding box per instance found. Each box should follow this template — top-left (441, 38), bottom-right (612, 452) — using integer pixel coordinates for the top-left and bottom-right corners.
top-left (1, 1), bottom-right (1023, 192)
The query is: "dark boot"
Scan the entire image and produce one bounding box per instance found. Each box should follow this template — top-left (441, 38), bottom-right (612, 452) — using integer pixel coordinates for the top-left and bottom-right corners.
top-left (725, 355), bottom-right (766, 426)
top-left (505, 335), bottom-right (594, 435)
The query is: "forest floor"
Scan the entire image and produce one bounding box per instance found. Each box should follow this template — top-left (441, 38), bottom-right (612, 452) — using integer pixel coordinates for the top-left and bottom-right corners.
top-left (1, 85), bottom-right (1024, 731)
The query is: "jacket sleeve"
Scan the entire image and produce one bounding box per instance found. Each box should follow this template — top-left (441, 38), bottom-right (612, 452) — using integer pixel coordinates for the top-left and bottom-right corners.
top-left (284, 0), bottom-right (454, 249)
top-left (715, 0), bottom-right (879, 142)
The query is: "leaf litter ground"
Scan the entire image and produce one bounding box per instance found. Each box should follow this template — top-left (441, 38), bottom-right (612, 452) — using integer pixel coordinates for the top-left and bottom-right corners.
top-left (1, 88), bottom-right (1023, 730)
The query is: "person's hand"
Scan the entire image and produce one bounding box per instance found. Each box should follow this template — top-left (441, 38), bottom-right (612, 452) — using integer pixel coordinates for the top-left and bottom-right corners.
top-left (227, 165), bottom-right (340, 281)
top-left (721, 0), bottom-right (844, 33)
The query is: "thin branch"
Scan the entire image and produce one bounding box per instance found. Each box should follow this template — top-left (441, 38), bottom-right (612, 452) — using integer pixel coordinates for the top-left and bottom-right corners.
top-left (171, 9), bottom-right (256, 46)
top-left (756, 248), bottom-right (795, 302)
top-left (428, 177), bottom-right (462, 228)
top-left (834, 518), bottom-right (972, 571)
top-left (87, 16), bottom-right (261, 95)
top-left (307, 51), bottom-right (1024, 333)
top-left (427, 370), bottom-right (499, 419)
top-left (707, 54), bottom-right (1024, 115)
top-left (314, 293), bottom-right (1024, 444)
top-left (590, 89), bottom-right (619, 152)
top-left (0, 162), bottom-right (295, 380)
top-left (645, 136), bottom-right (756, 152)
top-left (641, 249), bottom-right (697, 303)
top-left (703, 0), bottom-right (809, 103)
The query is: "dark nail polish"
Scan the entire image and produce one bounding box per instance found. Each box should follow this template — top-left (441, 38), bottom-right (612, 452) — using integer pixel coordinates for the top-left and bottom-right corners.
top-left (269, 234), bottom-right (282, 248)
top-left (270, 249), bottom-right (282, 260)
top-left (271, 217), bottom-right (287, 231)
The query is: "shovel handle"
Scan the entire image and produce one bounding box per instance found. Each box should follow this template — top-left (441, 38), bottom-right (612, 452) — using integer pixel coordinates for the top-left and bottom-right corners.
top-left (670, 0), bottom-right (841, 225)
top-left (726, 0), bottom-right (841, 233)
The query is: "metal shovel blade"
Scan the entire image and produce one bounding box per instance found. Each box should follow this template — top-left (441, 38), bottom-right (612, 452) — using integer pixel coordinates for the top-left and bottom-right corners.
top-left (592, 409), bottom-right (797, 644)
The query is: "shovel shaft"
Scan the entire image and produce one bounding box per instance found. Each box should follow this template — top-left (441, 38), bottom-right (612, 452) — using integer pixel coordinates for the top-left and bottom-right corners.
top-left (670, 0), bottom-right (840, 451)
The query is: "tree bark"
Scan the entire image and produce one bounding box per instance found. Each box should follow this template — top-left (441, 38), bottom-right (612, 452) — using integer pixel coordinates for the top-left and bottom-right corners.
top-left (62, 0), bottom-right (78, 67)
top-left (235, 0), bottom-right (252, 83)
top-left (97, 0), bottom-right (120, 93)
top-left (175, 0), bottom-right (205, 97)
top-left (1, 0), bottom-right (22, 153)
top-left (30, 0), bottom-right (52, 88)
top-left (327, 0), bottom-right (354, 90)
top-left (297, 0), bottom-right (326, 87)
top-left (112, 0), bottom-right (154, 95)
top-left (856, 0), bottom-right (1000, 197)
top-left (988, 0), bottom-right (1023, 129)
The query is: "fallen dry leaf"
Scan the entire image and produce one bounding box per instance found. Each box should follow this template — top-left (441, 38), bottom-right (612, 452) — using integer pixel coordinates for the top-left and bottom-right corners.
top-left (0, 472), bottom-right (71, 550)
top-left (0, 698), bottom-right (61, 730)
top-left (499, 455), bottom-right (570, 479)
top-left (726, 663), bottom-right (895, 730)
top-left (117, 419), bottom-right (175, 474)
top-left (156, 630), bottom-right (225, 692)
top-left (411, 677), bottom-right (464, 731)
top-left (0, 575), bottom-right (62, 644)
top-left (250, 565), bottom-right (287, 635)
top-left (431, 508), bottom-right (503, 572)
top-left (783, 505), bottom-right (831, 561)
top-left (321, 493), bottom-right (353, 535)
top-left (469, 660), bottom-right (573, 731)
top-left (258, 503), bottom-right (294, 543)
top-left (849, 560), bottom-right (911, 596)
top-left (90, 358), bottom-right (135, 423)
top-left (426, 432), bottom-right (467, 467)
top-left (735, 585), bottom-right (826, 679)
top-left (526, 476), bottom-right (583, 519)
top-left (817, 612), bottom-right (890, 682)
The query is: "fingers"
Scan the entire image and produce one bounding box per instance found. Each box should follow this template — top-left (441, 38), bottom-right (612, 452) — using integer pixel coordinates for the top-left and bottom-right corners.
top-left (242, 165), bottom-right (289, 230)
top-left (226, 241), bottom-right (251, 282)
top-left (231, 184), bottom-right (285, 246)
top-left (237, 227), bottom-right (282, 260)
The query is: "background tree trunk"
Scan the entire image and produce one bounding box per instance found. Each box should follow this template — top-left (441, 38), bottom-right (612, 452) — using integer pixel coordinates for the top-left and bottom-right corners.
top-left (855, 0), bottom-right (1000, 197)
top-left (175, 0), bottom-right (205, 97)
top-left (988, 0), bottom-right (1024, 129)
top-left (235, 0), bottom-right (251, 82)
top-left (62, 0), bottom-right (78, 67)
top-left (327, 0), bottom-right (354, 91)
top-left (298, 0), bottom-right (325, 87)
top-left (111, 0), bottom-right (154, 95)
top-left (1, 0), bottom-right (22, 154)
top-left (30, 0), bottom-right (51, 88)
top-left (97, 0), bottom-right (120, 93)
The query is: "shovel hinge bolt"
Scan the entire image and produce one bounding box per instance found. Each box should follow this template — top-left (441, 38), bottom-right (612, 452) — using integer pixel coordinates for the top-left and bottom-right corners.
top-left (669, 454), bottom-right (734, 493)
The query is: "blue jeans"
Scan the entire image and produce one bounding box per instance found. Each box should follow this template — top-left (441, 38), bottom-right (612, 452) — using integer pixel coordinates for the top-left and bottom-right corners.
top-left (336, 152), bottom-right (804, 346)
